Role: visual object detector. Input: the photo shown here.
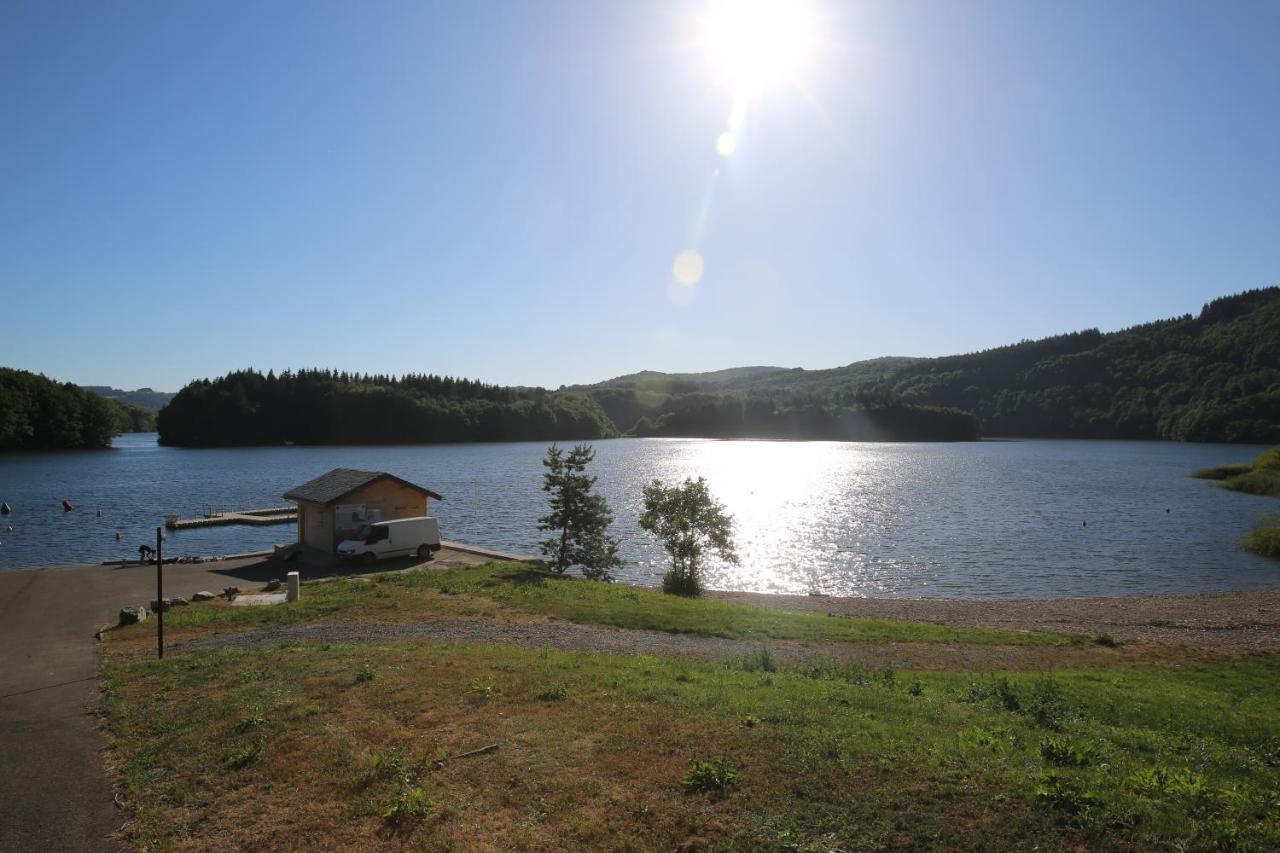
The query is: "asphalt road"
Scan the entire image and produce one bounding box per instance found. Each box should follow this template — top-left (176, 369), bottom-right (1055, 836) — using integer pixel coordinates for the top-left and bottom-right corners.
top-left (0, 546), bottom-right (503, 851)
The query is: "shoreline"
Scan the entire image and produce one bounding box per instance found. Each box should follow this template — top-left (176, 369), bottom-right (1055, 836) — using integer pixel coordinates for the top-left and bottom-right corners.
top-left (714, 586), bottom-right (1280, 651)
top-left (3, 554), bottom-right (1276, 651)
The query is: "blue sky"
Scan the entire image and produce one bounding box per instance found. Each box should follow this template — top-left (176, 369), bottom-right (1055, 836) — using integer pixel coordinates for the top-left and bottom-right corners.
top-left (2, 0), bottom-right (1277, 392)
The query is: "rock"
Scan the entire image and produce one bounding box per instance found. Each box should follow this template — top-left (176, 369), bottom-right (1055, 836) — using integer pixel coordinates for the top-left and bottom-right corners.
top-left (149, 599), bottom-right (168, 613)
top-left (119, 606), bottom-right (147, 625)
top-left (191, 590), bottom-right (216, 602)
top-left (264, 579), bottom-right (282, 592)
top-left (168, 596), bottom-right (189, 607)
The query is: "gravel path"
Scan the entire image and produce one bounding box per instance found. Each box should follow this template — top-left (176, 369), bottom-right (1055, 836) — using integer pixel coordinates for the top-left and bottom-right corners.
top-left (171, 618), bottom-right (1217, 671)
top-left (712, 588), bottom-right (1280, 651)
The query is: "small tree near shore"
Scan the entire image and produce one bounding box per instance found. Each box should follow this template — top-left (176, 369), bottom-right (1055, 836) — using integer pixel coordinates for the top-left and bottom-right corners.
top-left (538, 444), bottom-right (622, 580)
top-left (639, 477), bottom-right (738, 596)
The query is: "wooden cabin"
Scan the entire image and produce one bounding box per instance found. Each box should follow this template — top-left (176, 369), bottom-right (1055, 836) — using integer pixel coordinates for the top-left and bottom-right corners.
top-left (282, 468), bottom-right (443, 553)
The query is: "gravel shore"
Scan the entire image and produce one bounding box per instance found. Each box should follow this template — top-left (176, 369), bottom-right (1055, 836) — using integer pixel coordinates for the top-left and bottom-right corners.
top-left (712, 587), bottom-right (1280, 651)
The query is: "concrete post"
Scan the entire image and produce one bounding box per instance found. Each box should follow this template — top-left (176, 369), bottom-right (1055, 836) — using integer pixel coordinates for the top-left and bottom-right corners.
top-left (286, 571), bottom-right (300, 603)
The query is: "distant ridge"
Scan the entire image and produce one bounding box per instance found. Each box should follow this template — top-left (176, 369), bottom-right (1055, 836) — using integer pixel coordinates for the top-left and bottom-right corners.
top-left (81, 385), bottom-right (174, 411)
top-left (580, 287), bottom-right (1280, 443)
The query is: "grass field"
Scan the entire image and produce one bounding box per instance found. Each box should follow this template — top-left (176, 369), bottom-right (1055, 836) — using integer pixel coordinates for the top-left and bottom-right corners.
top-left (100, 564), bottom-right (1280, 851)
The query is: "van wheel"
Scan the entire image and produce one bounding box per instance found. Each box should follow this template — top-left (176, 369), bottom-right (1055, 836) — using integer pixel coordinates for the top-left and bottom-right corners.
top-left (416, 544), bottom-right (432, 561)
top-left (362, 552), bottom-right (376, 565)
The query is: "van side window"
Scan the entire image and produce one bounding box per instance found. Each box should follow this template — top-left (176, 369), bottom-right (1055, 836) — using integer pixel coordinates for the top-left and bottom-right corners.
top-left (373, 527), bottom-right (389, 542)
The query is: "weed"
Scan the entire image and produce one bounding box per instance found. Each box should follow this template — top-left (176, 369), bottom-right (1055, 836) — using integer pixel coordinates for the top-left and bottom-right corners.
top-left (1034, 771), bottom-right (1100, 815)
top-left (1092, 633), bottom-right (1120, 648)
top-left (227, 737), bottom-right (264, 770)
top-left (470, 679), bottom-right (500, 700)
top-left (382, 784), bottom-right (434, 826)
top-left (738, 646), bottom-right (778, 673)
top-left (234, 713), bottom-right (266, 733)
top-left (370, 747), bottom-right (408, 782)
top-left (354, 663), bottom-right (376, 684)
top-left (906, 680), bottom-right (924, 697)
top-left (1027, 675), bottom-right (1069, 730)
top-left (993, 678), bottom-right (1021, 712)
top-left (1129, 766), bottom-right (1207, 802)
top-left (535, 684), bottom-right (569, 701)
top-left (1040, 736), bottom-right (1096, 767)
top-left (879, 666), bottom-right (897, 688)
top-left (681, 758), bottom-right (740, 796)
top-left (739, 714), bottom-right (761, 728)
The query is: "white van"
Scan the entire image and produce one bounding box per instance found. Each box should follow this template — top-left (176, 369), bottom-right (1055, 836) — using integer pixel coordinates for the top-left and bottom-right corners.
top-left (336, 517), bottom-right (441, 563)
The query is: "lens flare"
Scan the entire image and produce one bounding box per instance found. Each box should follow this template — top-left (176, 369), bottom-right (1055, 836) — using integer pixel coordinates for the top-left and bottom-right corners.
top-left (715, 131), bottom-right (737, 157)
top-left (673, 249), bottom-right (705, 285)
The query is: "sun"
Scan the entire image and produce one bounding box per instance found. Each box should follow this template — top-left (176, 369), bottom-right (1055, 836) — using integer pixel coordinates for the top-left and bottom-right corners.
top-left (703, 0), bottom-right (819, 94)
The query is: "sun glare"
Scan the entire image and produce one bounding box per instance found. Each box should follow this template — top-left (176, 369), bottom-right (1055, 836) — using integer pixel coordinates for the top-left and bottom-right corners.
top-left (704, 0), bottom-right (819, 93)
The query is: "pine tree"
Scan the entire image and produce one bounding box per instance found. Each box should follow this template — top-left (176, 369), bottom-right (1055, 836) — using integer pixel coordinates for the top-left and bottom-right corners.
top-left (537, 444), bottom-right (622, 580)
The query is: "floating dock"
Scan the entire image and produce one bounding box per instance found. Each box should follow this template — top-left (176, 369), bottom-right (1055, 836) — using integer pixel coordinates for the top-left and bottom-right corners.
top-left (165, 507), bottom-right (297, 530)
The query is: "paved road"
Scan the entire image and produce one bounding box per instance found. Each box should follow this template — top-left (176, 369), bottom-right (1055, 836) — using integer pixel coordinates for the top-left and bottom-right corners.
top-left (0, 546), bottom-right (501, 852)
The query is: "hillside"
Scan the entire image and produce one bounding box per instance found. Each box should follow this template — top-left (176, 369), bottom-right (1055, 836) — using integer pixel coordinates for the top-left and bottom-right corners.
top-left (82, 385), bottom-right (174, 412)
top-left (584, 288), bottom-right (1280, 444)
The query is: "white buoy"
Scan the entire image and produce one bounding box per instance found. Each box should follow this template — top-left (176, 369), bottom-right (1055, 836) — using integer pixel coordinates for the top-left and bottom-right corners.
top-left (286, 571), bottom-right (300, 603)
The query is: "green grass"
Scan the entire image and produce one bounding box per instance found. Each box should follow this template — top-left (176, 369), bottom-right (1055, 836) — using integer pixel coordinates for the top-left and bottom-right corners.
top-left (1194, 447), bottom-right (1280, 558)
top-left (100, 640), bottom-right (1280, 850)
top-left (1193, 447), bottom-right (1280, 497)
top-left (158, 562), bottom-right (1073, 646)
top-left (387, 563), bottom-right (1069, 645)
top-left (1244, 515), bottom-right (1280, 559)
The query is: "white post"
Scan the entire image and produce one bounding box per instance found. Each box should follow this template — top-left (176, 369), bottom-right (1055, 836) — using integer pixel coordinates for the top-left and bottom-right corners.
top-left (286, 571), bottom-right (300, 603)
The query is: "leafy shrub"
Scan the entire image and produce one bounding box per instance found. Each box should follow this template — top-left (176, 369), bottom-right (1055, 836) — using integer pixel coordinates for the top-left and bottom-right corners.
top-left (1092, 633), bottom-right (1120, 648)
top-left (681, 758), bottom-right (740, 796)
top-left (354, 663), bottom-right (376, 684)
top-left (1243, 515), bottom-right (1280, 559)
top-left (906, 680), bottom-right (924, 696)
top-left (661, 569), bottom-right (702, 597)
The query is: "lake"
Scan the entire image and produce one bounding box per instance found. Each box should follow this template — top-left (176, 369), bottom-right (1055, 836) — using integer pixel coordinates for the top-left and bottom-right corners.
top-left (0, 434), bottom-right (1275, 598)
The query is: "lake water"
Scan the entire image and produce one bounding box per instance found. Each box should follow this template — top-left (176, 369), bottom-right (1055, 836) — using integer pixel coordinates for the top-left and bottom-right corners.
top-left (0, 434), bottom-right (1275, 598)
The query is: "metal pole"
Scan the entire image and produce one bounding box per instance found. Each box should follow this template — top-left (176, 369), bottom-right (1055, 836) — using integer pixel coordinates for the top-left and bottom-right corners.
top-left (156, 526), bottom-right (164, 659)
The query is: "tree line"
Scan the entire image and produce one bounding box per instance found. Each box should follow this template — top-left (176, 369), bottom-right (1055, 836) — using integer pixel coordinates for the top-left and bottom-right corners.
top-left (0, 367), bottom-right (144, 450)
top-left (156, 369), bottom-right (619, 446)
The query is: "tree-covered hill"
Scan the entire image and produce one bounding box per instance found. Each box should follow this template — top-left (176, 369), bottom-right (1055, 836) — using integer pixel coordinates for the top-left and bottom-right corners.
top-left (156, 369), bottom-right (620, 446)
top-left (583, 287), bottom-right (1280, 444)
top-left (0, 367), bottom-right (134, 450)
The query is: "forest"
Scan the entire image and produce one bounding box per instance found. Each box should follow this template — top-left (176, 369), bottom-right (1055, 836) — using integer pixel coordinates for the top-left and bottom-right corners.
top-left (156, 369), bottom-right (619, 446)
top-left (0, 367), bottom-right (148, 450)
top-left (581, 287), bottom-right (1280, 444)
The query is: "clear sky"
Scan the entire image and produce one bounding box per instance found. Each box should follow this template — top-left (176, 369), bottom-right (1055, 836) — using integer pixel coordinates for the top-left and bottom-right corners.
top-left (2, 1), bottom-right (1278, 392)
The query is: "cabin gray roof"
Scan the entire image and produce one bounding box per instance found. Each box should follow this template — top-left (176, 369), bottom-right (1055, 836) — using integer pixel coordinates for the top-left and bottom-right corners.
top-left (282, 468), bottom-right (443, 505)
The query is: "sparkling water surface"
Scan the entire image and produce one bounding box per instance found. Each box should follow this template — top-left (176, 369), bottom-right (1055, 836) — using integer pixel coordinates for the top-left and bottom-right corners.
top-left (0, 434), bottom-right (1274, 598)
